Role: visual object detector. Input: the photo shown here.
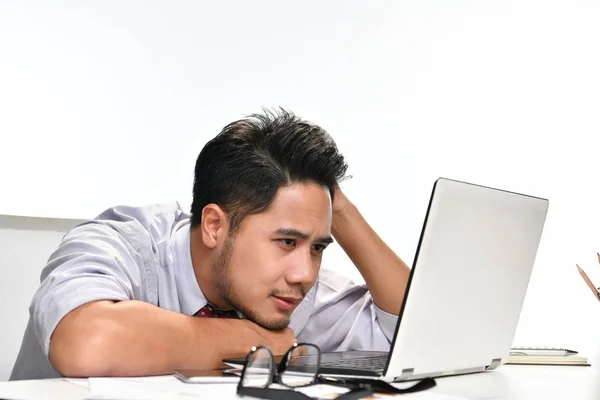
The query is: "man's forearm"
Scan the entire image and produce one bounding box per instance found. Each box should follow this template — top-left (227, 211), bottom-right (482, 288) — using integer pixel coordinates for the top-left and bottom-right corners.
top-left (331, 203), bottom-right (410, 315)
top-left (49, 300), bottom-right (251, 377)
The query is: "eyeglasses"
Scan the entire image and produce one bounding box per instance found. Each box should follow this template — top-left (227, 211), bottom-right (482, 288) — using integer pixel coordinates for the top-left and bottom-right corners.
top-left (237, 343), bottom-right (372, 400)
top-left (237, 342), bottom-right (436, 399)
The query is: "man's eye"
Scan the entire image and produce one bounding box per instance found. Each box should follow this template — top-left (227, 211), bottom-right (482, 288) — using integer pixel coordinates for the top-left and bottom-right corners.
top-left (312, 244), bottom-right (327, 253)
top-left (279, 239), bottom-right (296, 247)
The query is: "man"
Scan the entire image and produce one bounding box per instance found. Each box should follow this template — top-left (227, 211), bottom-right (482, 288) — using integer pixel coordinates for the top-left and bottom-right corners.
top-left (10, 109), bottom-right (410, 380)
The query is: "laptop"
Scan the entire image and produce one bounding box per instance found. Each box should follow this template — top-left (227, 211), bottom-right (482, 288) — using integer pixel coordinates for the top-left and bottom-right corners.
top-left (224, 177), bottom-right (549, 382)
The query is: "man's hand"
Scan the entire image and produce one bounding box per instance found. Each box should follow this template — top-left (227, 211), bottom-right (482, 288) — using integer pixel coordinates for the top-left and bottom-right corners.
top-left (331, 186), bottom-right (411, 315)
top-left (241, 320), bottom-right (298, 356)
top-left (332, 185), bottom-right (351, 214)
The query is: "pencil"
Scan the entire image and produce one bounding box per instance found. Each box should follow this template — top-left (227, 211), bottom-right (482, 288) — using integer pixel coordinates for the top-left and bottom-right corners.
top-left (577, 264), bottom-right (600, 301)
top-left (597, 252), bottom-right (600, 264)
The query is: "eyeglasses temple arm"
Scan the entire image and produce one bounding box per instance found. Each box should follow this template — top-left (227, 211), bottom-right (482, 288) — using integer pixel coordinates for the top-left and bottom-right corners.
top-left (237, 386), bottom-right (312, 400)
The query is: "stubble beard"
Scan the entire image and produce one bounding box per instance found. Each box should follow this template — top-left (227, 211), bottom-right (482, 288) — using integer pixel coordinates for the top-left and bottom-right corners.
top-left (213, 235), bottom-right (291, 331)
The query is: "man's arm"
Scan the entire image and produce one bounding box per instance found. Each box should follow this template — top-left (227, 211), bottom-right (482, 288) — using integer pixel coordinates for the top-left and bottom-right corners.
top-left (50, 300), bottom-right (297, 377)
top-left (331, 187), bottom-right (410, 315)
top-left (34, 218), bottom-right (296, 378)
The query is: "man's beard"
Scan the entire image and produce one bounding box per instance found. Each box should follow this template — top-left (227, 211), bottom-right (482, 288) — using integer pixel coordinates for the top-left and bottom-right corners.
top-left (213, 235), bottom-right (292, 331)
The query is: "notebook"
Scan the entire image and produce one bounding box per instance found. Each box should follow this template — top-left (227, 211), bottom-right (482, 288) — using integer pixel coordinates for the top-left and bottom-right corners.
top-left (224, 178), bottom-right (550, 382)
top-left (507, 354), bottom-right (589, 366)
top-left (506, 347), bottom-right (589, 366)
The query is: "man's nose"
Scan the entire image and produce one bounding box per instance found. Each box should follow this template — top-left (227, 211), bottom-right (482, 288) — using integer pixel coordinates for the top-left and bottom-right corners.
top-left (286, 250), bottom-right (316, 286)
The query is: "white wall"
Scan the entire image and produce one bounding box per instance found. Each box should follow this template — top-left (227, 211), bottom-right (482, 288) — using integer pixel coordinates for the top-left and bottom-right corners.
top-left (1, 0), bottom-right (599, 367)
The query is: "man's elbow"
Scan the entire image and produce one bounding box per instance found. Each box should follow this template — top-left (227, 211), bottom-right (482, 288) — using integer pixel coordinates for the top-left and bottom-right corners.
top-left (49, 323), bottom-right (116, 377)
top-left (48, 301), bottom-right (120, 377)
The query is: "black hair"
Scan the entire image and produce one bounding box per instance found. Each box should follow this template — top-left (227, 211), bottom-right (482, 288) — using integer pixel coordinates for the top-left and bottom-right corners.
top-left (190, 108), bottom-right (348, 234)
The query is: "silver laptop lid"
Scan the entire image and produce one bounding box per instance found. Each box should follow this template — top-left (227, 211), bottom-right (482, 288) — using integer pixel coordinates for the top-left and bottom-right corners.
top-left (384, 178), bottom-right (548, 381)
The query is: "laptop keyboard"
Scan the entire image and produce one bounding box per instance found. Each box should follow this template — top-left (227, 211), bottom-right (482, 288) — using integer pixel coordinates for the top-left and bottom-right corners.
top-left (320, 355), bottom-right (388, 371)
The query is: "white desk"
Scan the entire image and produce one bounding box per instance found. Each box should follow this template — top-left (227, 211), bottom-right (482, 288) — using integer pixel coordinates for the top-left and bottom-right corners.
top-left (1, 364), bottom-right (599, 400)
top-left (433, 364), bottom-right (600, 399)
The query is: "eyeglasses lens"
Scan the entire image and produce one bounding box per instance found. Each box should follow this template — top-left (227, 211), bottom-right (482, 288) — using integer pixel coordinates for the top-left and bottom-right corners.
top-left (242, 347), bottom-right (273, 388)
top-left (280, 344), bottom-right (320, 387)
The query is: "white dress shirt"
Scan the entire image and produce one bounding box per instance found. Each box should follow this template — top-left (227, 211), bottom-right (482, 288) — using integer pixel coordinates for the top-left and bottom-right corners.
top-left (10, 202), bottom-right (397, 381)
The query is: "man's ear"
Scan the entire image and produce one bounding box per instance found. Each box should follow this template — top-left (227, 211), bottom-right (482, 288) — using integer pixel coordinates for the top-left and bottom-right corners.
top-left (200, 204), bottom-right (228, 249)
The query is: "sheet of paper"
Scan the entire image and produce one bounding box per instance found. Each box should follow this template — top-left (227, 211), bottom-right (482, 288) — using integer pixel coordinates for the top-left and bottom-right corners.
top-left (87, 375), bottom-right (472, 400)
top-left (87, 375), bottom-right (240, 400)
top-left (63, 378), bottom-right (90, 388)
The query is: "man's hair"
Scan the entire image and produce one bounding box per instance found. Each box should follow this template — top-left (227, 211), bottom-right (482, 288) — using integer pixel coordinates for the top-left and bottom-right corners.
top-left (190, 108), bottom-right (348, 234)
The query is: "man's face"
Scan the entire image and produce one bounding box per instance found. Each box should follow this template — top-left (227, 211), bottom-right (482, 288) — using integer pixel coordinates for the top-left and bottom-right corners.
top-left (214, 182), bottom-right (333, 330)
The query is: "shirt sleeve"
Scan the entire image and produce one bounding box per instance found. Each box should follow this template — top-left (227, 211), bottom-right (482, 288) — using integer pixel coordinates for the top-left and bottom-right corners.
top-left (29, 220), bottom-right (147, 358)
top-left (294, 268), bottom-right (399, 352)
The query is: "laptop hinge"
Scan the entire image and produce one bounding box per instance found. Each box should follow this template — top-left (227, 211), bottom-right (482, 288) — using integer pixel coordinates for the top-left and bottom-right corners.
top-left (399, 368), bottom-right (415, 380)
top-left (485, 358), bottom-right (502, 370)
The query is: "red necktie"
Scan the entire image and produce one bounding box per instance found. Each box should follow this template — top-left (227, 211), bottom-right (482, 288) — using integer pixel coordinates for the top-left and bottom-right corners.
top-left (194, 303), bottom-right (238, 318)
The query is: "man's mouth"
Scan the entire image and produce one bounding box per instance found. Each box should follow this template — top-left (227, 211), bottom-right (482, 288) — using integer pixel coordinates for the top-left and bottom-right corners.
top-left (272, 295), bottom-right (301, 311)
top-left (275, 295), bottom-right (301, 304)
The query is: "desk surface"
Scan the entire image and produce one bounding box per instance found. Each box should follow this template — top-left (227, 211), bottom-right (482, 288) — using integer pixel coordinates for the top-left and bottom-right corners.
top-left (1, 364), bottom-right (599, 400)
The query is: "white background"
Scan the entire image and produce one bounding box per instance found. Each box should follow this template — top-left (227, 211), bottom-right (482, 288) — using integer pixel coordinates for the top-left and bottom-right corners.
top-left (1, 0), bottom-right (600, 367)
